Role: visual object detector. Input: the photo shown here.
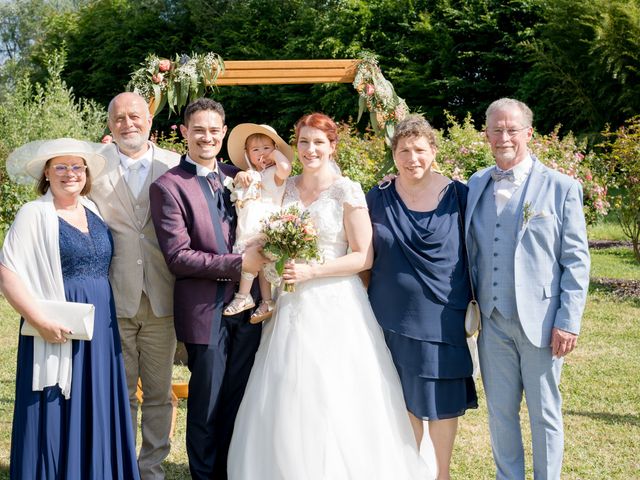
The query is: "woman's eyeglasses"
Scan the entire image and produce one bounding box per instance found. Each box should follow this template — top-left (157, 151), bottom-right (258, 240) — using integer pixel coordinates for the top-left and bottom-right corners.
top-left (51, 164), bottom-right (87, 176)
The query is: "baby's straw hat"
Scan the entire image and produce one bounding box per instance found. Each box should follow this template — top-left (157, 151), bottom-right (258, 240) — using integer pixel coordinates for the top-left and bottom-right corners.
top-left (227, 124), bottom-right (294, 170)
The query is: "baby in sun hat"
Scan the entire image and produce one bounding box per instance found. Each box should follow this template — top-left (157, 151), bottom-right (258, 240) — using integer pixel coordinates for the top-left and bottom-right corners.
top-left (223, 123), bottom-right (294, 323)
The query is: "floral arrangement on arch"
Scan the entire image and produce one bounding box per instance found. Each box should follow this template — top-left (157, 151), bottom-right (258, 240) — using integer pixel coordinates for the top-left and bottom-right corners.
top-left (128, 52), bottom-right (224, 115)
top-left (353, 51), bottom-right (410, 146)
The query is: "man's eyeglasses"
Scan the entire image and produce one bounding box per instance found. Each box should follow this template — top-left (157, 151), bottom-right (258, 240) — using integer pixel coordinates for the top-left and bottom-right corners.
top-left (51, 164), bottom-right (87, 176)
top-left (487, 127), bottom-right (529, 138)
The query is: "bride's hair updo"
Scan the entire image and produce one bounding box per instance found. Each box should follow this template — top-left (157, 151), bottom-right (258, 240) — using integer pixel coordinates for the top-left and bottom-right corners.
top-left (294, 113), bottom-right (338, 145)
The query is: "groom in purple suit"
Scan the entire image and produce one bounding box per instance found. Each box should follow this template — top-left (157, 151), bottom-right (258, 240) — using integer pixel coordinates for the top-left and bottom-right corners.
top-left (150, 98), bottom-right (266, 479)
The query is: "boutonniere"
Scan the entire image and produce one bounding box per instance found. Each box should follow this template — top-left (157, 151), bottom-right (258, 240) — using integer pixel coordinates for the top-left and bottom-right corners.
top-left (522, 201), bottom-right (533, 226)
top-left (223, 176), bottom-right (238, 203)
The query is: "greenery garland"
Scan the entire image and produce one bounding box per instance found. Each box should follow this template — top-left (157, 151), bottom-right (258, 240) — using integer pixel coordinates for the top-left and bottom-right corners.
top-left (353, 51), bottom-right (410, 146)
top-left (128, 52), bottom-right (224, 115)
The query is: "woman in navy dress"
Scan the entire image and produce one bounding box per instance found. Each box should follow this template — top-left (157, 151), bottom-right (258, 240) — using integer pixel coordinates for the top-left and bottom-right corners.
top-left (0, 139), bottom-right (139, 479)
top-left (366, 115), bottom-right (478, 479)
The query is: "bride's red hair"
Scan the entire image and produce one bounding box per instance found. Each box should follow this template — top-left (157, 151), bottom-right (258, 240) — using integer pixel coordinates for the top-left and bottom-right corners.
top-left (294, 113), bottom-right (338, 145)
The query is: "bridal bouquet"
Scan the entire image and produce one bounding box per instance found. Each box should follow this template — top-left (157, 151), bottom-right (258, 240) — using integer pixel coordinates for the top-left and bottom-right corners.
top-left (261, 205), bottom-right (321, 292)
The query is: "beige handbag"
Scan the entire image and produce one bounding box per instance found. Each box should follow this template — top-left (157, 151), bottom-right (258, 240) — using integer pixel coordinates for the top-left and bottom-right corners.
top-left (21, 299), bottom-right (95, 341)
top-left (453, 183), bottom-right (482, 337)
top-left (464, 299), bottom-right (481, 337)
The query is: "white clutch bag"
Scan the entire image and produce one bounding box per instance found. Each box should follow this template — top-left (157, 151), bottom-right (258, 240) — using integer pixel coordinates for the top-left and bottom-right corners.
top-left (21, 299), bottom-right (95, 341)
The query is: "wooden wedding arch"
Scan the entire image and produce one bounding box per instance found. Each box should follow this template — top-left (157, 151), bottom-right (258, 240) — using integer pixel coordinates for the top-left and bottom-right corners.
top-left (133, 56), bottom-right (406, 436)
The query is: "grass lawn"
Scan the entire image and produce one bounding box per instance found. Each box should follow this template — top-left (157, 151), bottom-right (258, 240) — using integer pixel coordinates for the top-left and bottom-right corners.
top-left (587, 216), bottom-right (628, 242)
top-left (0, 251), bottom-right (638, 478)
top-left (590, 247), bottom-right (640, 280)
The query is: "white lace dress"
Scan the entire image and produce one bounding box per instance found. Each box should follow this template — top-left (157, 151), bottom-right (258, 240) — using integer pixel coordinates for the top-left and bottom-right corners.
top-left (227, 176), bottom-right (433, 480)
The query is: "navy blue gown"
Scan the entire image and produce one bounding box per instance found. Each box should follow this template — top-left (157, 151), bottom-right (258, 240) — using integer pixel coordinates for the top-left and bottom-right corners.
top-left (367, 180), bottom-right (478, 420)
top-left (10, 209), bottom-right (139, 479)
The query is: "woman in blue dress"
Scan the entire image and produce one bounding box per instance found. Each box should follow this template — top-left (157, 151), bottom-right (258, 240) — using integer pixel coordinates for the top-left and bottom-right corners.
top-left (0, 138), bottom-right (139, 479)
top-left (366, 115), bottom-right (478, 480)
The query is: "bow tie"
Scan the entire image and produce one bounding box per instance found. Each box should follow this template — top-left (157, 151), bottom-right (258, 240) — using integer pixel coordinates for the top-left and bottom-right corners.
top-left (491, 168), bottom-right (515, 183)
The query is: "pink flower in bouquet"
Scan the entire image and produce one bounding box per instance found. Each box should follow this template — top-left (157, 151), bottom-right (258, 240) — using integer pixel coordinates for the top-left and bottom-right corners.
top-left (101, 134), bottom-right (113, 144)
top-left (152, 73), bottom-right (164, 84)
top-left (585, 171), bottom-right (593, 181)
top-left (158, 59), bottom-right (172, 72)
top-left (261, 205), bottom-right (321, 292)
top-left (303, 224), bottom-right (317, 239)
top-left (365, 84), bottom-right (375, 96)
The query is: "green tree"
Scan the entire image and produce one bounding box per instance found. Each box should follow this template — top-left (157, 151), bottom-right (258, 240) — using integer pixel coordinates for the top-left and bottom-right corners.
top-left (0, 50), bottom-right (106, 231)
top-left (518, 0), bottom-right (640, 138)
top-left (33, 0), bottom-right (192, 106)
top-left (0, 0), bottom-right (57, 98)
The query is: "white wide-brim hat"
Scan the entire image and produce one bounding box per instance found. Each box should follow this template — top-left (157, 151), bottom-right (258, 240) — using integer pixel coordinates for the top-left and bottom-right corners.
top-left (6, 138), bottom-right (106, 185)
top-left (227, 123), bottom-right (295, 170)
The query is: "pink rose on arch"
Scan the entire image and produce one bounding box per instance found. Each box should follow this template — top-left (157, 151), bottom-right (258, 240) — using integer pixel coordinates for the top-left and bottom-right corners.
top-left (158, 59), bottom-right (171, 72)
top-left (152, 73), bottom-right (164, 84)
top-left (365, 84), bottom-right (375, 96)
top-left (101, 134), bottom-right (113, 144)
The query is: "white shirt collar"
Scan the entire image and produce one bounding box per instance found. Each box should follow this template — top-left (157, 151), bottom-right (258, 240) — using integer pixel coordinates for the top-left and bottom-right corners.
top-left (497, 153), bottom-right (533, 182)
top-left (185, 154), bottom-right (219, 176)
top-left (117, 142), bottom-right (153, 170)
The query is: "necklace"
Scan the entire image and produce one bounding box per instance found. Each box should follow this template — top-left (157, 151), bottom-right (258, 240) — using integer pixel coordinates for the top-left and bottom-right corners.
top-left (396, 180), bottom-right (426, 204)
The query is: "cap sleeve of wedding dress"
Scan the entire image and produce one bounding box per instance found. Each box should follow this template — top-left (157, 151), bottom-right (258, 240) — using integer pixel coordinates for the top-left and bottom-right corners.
top-left (333, 176), bottom-right (367, 209)
top-left (228, 174), bottom-right (435, 480)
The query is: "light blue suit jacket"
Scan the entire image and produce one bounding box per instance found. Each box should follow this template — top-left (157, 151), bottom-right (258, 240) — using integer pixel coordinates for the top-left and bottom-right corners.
top-left (465, 157), bottom-right (590, 348)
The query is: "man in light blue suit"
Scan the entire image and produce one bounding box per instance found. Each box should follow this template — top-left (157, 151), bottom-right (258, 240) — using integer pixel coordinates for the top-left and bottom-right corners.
top-left (465, 98), bottom-right (590, 479)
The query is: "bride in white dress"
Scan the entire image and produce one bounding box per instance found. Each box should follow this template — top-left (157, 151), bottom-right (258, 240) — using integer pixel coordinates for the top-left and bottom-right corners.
top-left (227, 113), bottom-right (434, 480)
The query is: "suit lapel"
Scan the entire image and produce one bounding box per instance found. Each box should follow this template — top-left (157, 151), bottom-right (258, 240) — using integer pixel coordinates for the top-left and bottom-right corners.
top-left (101, 146), bottom-right (136, 222)
top-left (465, 168), bottom-right (492, 242)
top-left (516, 156), bottom-right (549, 244)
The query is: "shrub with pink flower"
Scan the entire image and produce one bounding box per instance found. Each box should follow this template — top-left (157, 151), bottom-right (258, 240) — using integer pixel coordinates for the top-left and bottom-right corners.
top-left (600, 117), bottom-right (640, 261)
top-left (529, 126), bottom-right (609, 225)
top-left (261, 205), bottom-right (321, 292)
top-left (435, 115), bottom-right (608, 225)
top-left (436, 112), bottom-right (495, 180)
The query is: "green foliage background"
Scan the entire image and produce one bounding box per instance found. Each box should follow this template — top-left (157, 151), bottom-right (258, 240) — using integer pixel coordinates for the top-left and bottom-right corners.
top-left (2, 0), bottom-right (638, 137)
top-left (0, 0), bottom-right (638, 246)
top-left (0, 50), bottom-right (106, 231)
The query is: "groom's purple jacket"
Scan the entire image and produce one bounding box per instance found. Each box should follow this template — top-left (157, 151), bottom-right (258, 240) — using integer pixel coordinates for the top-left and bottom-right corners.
top-left (150, 156), bottom-right (242, 345)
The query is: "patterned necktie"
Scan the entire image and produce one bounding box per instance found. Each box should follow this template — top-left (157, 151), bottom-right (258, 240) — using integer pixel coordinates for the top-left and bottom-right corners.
top-left (491, 168), bottom-right (515, 183)
top-left (207, 171), bottom-right (229, 222)
top-left (128, 161), bottom-right (143, 197)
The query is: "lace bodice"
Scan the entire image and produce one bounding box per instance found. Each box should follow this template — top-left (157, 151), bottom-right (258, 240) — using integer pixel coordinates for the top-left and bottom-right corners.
top-left (59, 209), bottom-right (112, 280)
top-left (282, 176), bottom-right (367, 261)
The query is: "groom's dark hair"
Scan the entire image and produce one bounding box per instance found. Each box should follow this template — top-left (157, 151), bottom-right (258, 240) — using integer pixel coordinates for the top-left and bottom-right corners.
top-left (183, 98), bottom-right (226, 126)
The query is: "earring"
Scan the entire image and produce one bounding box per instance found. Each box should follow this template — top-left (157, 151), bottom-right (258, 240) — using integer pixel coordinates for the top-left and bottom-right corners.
top-left (45, 178), bottom-right (50, 182)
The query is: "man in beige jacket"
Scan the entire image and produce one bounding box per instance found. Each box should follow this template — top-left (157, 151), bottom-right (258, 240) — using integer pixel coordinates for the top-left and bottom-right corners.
top-left (90, 92), bottom-right (180, 479)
